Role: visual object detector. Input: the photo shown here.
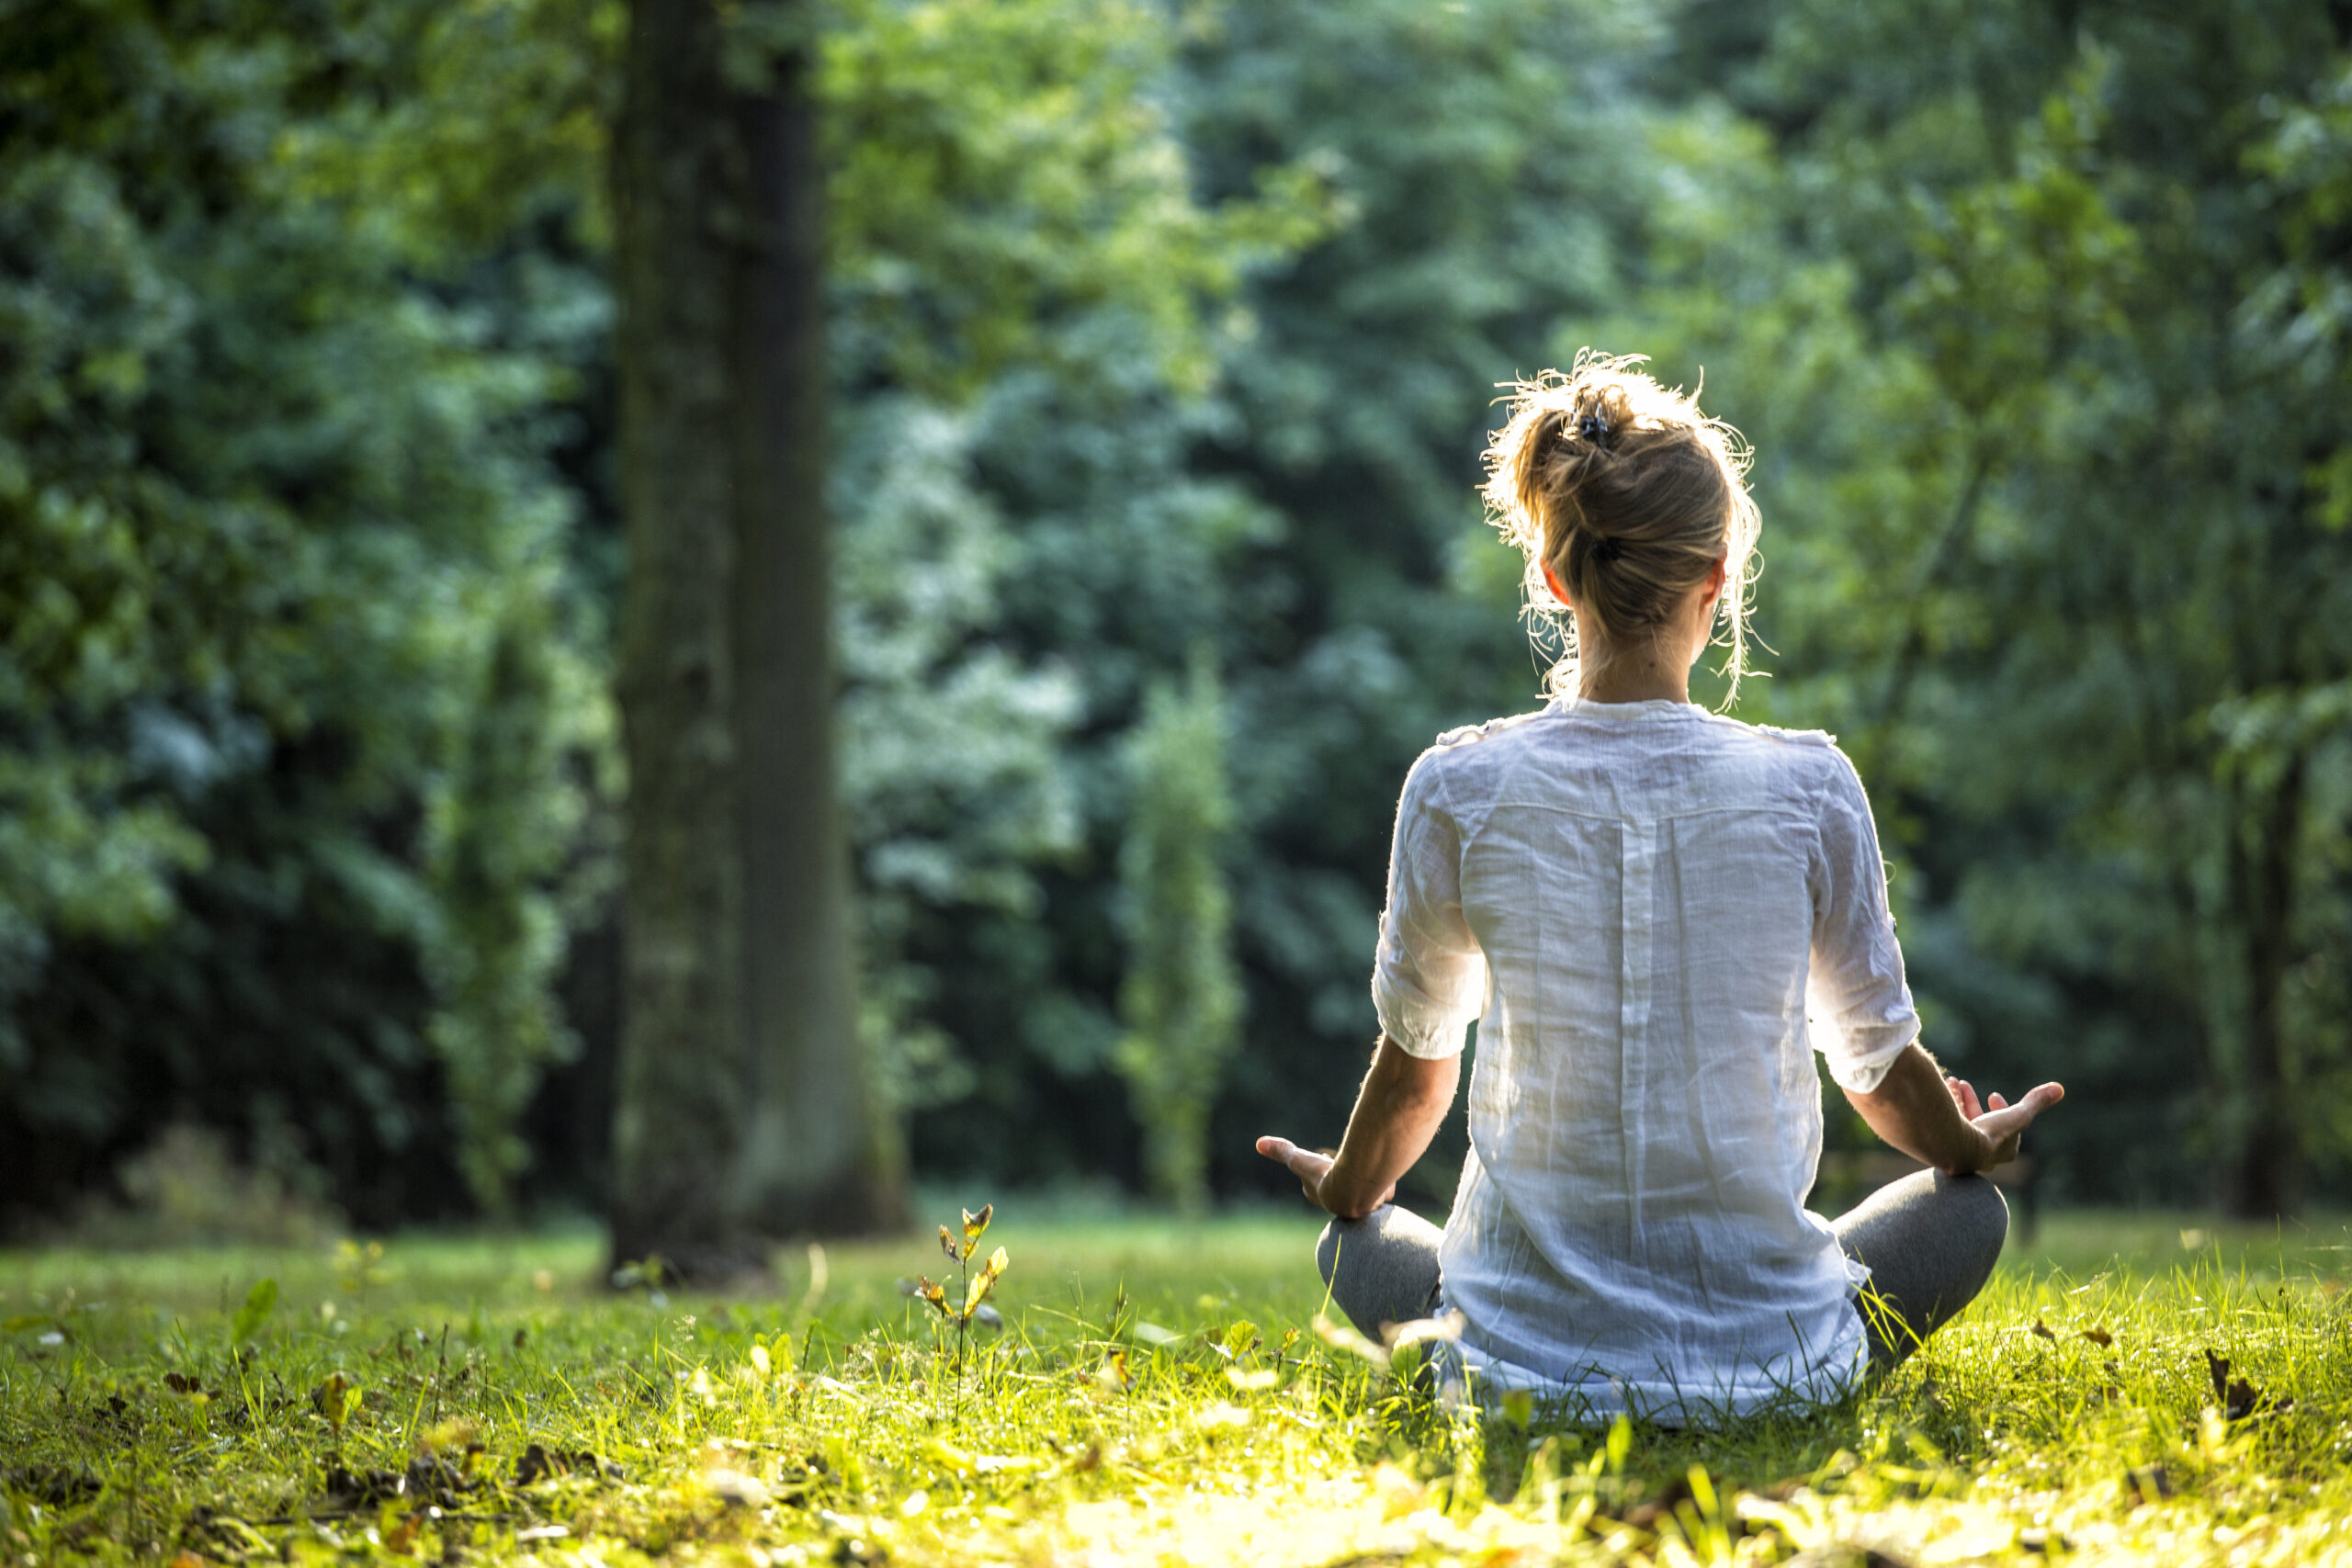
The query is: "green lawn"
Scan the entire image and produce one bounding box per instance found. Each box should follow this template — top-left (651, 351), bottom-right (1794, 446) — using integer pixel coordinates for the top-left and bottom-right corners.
top-left (5, 1206), bottom-right (2351, 1565)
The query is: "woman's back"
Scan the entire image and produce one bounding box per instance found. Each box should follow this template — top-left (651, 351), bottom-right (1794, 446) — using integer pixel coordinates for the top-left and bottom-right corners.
top-left (1378, 696), bottom-right (1917, 1415)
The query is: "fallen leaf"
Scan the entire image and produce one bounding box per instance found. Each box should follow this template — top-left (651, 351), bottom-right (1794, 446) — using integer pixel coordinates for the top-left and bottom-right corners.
top-left (512, 1443), bottom-right (617, 1487)
top-left (321, 1463), bottom-right (405, 1506)
top-left (2205, 1348), bottom-right (2281, 1421)
top-left (513, 1444), bottom-right (552, 1487)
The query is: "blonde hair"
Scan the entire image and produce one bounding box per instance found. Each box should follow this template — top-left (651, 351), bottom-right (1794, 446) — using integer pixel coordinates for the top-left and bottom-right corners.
top-left (1483, 352), bottom-right (1760, 705)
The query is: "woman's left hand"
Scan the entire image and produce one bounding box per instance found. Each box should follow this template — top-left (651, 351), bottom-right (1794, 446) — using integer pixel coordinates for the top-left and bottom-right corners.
top-left (1255, 1134), bottom-right (1396, 1215)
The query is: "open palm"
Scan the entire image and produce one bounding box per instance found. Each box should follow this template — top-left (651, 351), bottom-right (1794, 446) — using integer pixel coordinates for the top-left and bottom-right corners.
top-left (1945, 1077), bottom-right (2065, 1169)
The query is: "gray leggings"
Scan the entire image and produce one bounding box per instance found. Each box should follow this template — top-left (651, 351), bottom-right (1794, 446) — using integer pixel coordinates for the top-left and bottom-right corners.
top-left (1316, 1169), bottom-right (2007, 1377)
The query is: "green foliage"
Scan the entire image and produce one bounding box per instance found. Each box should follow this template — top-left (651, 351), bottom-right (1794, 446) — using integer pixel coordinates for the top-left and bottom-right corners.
top-left (823, 0), bottom-right (1322, 399)
top-left (0, 0), bottom-right (613, 1220)
top-left (832, 401), bottom-right (1082, 1116)
top-left (1114, 660), bottom-right (1243, 1214)
top-left (1649, 0), bottom-right (2352, 1206)
top-left (425, 613), bottom-right (602, 1213)
top-left (817, 0), bottom-right (1326, 1180)
top-left (228, 1278), bottom-right (277, 1346)
top-left (6, 1216), bottom-right (2352, 1564)
top-left (896, 0), bottom-right (1691, 1201)
top-left (13, 0), bottom-right (2352, 1218)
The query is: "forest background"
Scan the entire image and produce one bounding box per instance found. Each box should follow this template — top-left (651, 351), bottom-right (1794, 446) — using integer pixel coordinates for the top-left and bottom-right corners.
top-left (7, 0), bottom-right (2352, 1237)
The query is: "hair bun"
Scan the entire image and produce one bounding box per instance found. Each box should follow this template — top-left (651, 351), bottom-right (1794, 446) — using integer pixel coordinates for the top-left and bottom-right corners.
top-left (1570, 383), bottom-right (1634, 454)
top-left (1481, 351), bottom-right (1762, 703)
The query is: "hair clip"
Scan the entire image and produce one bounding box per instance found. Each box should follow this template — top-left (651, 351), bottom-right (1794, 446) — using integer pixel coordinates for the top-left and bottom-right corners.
top-left (1577, 412), bottom-right (1611, 446)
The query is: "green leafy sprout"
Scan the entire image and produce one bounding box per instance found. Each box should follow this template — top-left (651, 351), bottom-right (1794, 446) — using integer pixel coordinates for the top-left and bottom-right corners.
top-left (916, 1203), bottom-right (1008, 1404)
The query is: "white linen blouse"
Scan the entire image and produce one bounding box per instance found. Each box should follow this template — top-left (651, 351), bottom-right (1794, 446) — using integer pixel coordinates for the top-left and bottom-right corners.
top-left (1372, 695), bottom-right (1919, 1419)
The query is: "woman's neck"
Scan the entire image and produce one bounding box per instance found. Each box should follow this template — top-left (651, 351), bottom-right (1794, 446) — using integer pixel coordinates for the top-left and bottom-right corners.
top-left (1576, 638), bottom-right (1691, 705)
top-left (1566, 591), bottom-right (1716, 705)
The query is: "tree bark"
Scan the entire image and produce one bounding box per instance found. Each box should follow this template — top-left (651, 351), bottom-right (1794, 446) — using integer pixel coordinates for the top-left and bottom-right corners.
top-left (727, 13), bottom-right (905, 1236)
top-left (608, 0), bottom-right (901, 1280)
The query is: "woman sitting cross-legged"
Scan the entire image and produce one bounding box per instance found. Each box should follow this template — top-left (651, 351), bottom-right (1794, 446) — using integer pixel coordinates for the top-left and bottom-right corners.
top-left (1255, 355), bottom-right (2063, 1423)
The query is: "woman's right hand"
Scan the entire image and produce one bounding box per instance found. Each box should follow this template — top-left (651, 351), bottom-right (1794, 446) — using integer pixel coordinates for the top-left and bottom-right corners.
top-left (1944, 1076), bottom-right (2066, 1169)
top-left (1254, 1134), bottom-right (1396, 1217)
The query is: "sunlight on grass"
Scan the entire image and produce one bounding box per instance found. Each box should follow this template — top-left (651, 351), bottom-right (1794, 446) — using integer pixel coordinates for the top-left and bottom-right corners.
top-left (5, 1208), bottom-right (2352, 1565)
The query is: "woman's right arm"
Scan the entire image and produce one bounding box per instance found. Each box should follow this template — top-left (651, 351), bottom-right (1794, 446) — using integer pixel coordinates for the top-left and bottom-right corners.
top-left (1257, 1033), bottom-right (1459, 1218)
top-left (1844, 1041), bottom-right (2064, 1176)
top-left (1257, 745), bottom-right (1484, 1213)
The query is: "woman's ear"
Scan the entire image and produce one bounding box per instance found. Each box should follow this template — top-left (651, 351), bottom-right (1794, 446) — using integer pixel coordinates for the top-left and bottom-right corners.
top-left (1541, 559), bottom-right (1575, 611)
top-left (1702, 553), bottom-right (1728, 615)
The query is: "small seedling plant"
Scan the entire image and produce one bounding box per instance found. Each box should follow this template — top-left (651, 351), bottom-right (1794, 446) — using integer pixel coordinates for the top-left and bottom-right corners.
top-left (915, 1203), bottom-right (1008, 1399)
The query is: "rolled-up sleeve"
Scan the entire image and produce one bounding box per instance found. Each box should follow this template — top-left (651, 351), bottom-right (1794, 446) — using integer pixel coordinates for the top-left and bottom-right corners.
top-left (1806, 748), bottom-right (1920, 1092)
top-left (1372, 750), bottom-right (1487, 1058)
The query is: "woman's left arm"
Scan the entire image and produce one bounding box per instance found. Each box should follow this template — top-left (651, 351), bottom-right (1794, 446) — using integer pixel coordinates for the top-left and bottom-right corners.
top-left (1257, 1033), bottom-right (1460, 1218)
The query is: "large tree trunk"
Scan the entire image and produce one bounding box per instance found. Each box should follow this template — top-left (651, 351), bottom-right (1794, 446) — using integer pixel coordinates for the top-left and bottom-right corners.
top-left (608, 0), bottom-right (901, 1280)
top-left (2221, 751), bottom-right (2305, 1218)
top-left (608, 0), bottom-right (742, 1279)
top-left (727, 17), bottom-right (904, 1236)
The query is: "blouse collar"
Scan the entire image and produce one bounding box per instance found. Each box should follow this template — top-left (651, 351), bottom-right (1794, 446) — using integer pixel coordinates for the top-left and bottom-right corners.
top-left (1546, 694), bottom-right (1702, 721)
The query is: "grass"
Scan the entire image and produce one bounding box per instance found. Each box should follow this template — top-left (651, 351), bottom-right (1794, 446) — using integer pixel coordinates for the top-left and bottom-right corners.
top-left (5, 1203), bottom-right (2352, 1566)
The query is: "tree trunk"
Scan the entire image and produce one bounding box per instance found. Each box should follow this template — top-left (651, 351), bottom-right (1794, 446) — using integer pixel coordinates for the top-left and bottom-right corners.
top-left (727, 15), bottom-right (905, 1236)
top-left (2222, 750), bottom-right (2305, 1218)
top-left (608, 0), bottom-right (901, 1280)
top-left (608, 0), bottom-right (743, 1279)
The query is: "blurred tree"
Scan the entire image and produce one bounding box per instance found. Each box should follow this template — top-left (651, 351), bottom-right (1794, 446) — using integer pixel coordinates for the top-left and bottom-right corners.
top-left (1171, 0), bottom-right (1681, 1202)
top-left (0, 0), bottom-right (1318, 1226)
top-left (427, 612), bottom-right (584, 1213)
top-left (22, 0), bottom-right (2351, 1226)
top-left (607, 0), bottom-right (902, 1275)
top-left (1114, 657), bottom-right (1243, 1213)
top-left (814, 0), bottom-right (1325, 1190)
top-left (0, 0), bottom-right (613, 1224)
top-left (1644, 0), bottom-right (2352, 1213)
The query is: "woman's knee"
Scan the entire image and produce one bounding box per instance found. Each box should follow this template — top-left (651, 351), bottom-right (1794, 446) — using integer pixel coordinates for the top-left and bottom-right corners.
top-left (1947, 1172), bottom-right (2010, 1257)
top-left (1317, 1206), bottom-right (1400, 1285)
top-left (1913, 1172), bottom-right (2009, 1300)
top-left (1883, 1168), bottom-right (2008, 1239)
top-left (1318, 1213), bottom-right (1384, 1286)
